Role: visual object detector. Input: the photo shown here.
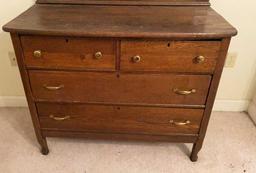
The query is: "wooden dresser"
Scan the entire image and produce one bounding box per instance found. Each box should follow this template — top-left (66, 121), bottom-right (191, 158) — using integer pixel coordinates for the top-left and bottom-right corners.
top-left (3, 0), bottom-right (237, 161)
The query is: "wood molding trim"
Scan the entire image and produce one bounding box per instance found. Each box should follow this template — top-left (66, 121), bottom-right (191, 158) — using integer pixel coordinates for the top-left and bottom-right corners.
top-left (36, 0), bottom-right (210, 6)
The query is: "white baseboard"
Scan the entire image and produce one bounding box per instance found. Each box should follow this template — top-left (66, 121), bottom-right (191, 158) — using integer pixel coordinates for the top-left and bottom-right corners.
top-left (213, 99), bottom-right (250, 112)
top-left (0, 96), bottom-right (250, 112)
top-left (0, 96), bottom-right (28, 107)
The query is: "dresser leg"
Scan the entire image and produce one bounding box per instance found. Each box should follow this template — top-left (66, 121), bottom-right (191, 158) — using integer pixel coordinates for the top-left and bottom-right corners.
top-left (39, 137), bottom-right (49, 155)
top-left (190, 140), bottom-right (203, 162)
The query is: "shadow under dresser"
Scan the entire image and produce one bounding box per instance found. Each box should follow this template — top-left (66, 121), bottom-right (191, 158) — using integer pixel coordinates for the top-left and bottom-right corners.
top-left (2, 0), bottom-right (237, 161)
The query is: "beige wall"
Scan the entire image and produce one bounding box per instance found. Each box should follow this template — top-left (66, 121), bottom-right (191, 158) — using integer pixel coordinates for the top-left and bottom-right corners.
top-left (0, 1), bottom-right (256, 102)
top-left (212, 1), bottom-right (256, 100)
top-left (0, 0), bottom-right (34, 96)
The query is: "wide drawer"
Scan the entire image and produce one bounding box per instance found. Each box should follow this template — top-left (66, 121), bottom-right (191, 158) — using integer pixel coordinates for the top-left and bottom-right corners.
top-left (121, 40), bottom-right (221, 73)
top-left (21, 36), bottom-right (116, 70)
top-left (37, 103), bottom-right (204, 135)
top-left (29, 71), bottom-right (211, 105)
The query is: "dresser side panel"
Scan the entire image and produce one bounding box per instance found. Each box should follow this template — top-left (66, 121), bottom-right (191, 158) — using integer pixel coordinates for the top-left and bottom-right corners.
top-left (10, 33), bottom-right (48, 148)
top-left (190, 38), bottom-right (231, 159)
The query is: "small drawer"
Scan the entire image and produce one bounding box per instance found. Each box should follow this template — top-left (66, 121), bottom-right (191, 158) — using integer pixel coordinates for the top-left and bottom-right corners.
top-left (29, 71), bottom-right (211, 105)
top-left (121, 40), bottom-right (221, 73)
top-left (37, 103), bottom-right (204, 135)
top-left (21, 36), bottom-right (116, 70)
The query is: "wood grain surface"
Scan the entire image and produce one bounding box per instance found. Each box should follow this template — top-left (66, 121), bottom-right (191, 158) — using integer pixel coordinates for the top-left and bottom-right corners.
top-left (37, 103), bottom-right (204, 135)
top-left (3, 5), bottom-right (237, 39)
top-left (29, 71), bottom-right (211, 105)
top-left (121, 40), bottom-right (221, 73)
top-left (21, 36), bottom-right (116, 70)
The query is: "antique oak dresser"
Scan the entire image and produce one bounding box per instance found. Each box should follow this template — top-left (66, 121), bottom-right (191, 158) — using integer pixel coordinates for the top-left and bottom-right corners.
top-left (3, 0), bottom-right (237, 161)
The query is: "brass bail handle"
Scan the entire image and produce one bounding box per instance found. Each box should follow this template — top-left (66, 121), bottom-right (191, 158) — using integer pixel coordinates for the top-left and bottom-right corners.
top-left (43, 84), bottom-right (64, 91)
top-left (49, 115), bottom-right (70, 121)
top-left (169, 120), bottom-right (191, 126)
top-left (173, 88), bottom-right (196, 95)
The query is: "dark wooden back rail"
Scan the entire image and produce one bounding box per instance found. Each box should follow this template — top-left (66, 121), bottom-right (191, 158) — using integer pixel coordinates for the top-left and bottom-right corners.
top-left (36, 0), bottom-right (210, 6)
top-left (3, 0), bottom-right (236, 162)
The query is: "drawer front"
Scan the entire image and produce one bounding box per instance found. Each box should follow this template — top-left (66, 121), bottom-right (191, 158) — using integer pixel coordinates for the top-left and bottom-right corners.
top-left (21, 36), bottom-right (116, 70)
top-left (121, 40), bottom-right (221, 73)
top-left (29, 71), bottom-right (211, 105)
top-left (37, 103), bottom-right (204, 135)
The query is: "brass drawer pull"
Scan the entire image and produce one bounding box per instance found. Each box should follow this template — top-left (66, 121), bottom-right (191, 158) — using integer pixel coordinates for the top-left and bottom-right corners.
top-left (194, 56), bottom-right (205, 64)
top-left (33, 50), bottom-right (42, 58)
top-left (169, 120), bottom-right (191, 126)
top-left (132, 55), bottom-right (141, 63)
top-left (49, 115), bottom-right (70, 121)
top-left (43, 84), bottom-right (64, 91)
top-left (94, 51), bottom-right (103, 59)
top-left (173, 88), bottom-right (196, 95)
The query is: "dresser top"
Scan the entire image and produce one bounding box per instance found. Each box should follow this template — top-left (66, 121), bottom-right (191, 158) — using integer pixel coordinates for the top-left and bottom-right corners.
top-left (3, 4), bottom-right (237, 39)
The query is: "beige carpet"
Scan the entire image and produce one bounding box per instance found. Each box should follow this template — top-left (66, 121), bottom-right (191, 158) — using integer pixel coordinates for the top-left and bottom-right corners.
top-left (0, 108), bottom-right (255, 173)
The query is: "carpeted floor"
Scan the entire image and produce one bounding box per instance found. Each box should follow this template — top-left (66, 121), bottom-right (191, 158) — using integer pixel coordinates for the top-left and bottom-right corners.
top-left (0, 108), bottom-right (255, 173)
